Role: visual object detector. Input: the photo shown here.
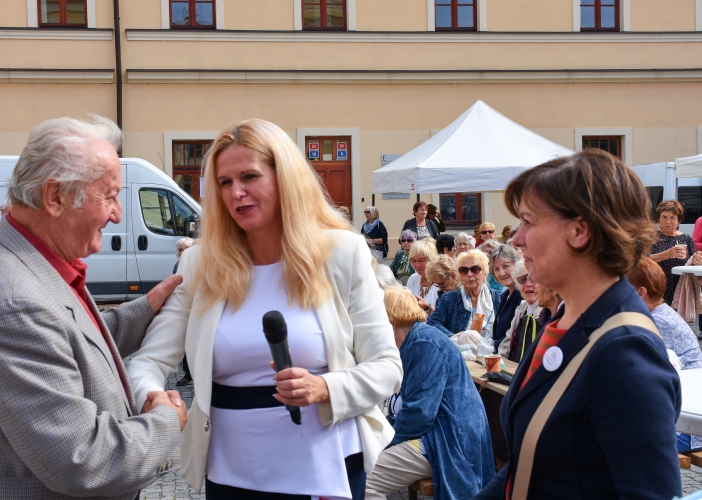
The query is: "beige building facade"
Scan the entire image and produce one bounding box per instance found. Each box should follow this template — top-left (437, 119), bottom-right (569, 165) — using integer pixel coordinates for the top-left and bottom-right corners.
top-left (2, 0), bottom-right (702, 250)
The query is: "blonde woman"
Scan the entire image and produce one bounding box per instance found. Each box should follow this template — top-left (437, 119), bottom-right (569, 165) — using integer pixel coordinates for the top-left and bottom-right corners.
top-left (365, 287), bottom-right (494, 500)
top-left (425, 254), bottom-right (459, 299)
top-left (126, 119), bottom-right (402, 500)
top-left (406, 238), bottom-right (439, 314)
top-left (427, 250), bottom-right (503, 339)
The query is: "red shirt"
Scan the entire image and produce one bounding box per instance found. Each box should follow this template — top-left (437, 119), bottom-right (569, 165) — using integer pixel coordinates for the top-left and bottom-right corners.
top-left (520, 321), bottom-right (568, 390)
top-left (6, 214), bottom-right (100, 330)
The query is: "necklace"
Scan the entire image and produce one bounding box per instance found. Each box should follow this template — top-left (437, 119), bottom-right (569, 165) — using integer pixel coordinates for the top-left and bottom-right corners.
top-left (420, 277), bottom-right (431, 298)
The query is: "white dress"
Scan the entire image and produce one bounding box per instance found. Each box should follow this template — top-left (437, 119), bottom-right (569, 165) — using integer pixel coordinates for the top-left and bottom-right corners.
top-left (206, 262), bottom-right (362, 499)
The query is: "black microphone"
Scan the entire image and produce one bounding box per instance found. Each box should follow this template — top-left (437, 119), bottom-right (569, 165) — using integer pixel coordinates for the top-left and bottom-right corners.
top-left (262, 311), bottom-right (302, 425)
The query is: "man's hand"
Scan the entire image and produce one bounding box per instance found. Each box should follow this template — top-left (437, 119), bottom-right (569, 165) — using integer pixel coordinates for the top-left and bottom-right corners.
top-left (271, 363), bottom-right (330, 406)
top-left (146, 275), bottom-right (183, 314)
top-left (142, 390), bottom-right (188, 431)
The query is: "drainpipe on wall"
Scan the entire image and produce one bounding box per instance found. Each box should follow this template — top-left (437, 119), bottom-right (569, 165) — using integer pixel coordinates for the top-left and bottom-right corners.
top-left (113, 0), bottom-right (123, 156)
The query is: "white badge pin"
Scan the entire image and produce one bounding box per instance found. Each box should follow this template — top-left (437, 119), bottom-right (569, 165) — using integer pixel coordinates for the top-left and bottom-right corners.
top-left (543, 346), bottom-right (563, 372)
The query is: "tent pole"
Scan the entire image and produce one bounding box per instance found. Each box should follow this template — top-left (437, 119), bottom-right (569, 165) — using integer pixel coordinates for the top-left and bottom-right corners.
top-left (372, 194), bottom-right (375, 206)
top-left (417, 194), bottom-right (420, 202)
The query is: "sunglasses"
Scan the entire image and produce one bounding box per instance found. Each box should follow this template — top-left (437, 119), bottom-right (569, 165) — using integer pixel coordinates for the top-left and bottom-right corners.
top-left (516, 274), bottom-right (534, 285)
top-left (458, 265), bottom-right (483, 275)
top-left (481, 230), bottom-right (495, 235)
top-left (400, 239), bottom-right (414, 243)
top-left (364, 211), bottom-right (370, 214)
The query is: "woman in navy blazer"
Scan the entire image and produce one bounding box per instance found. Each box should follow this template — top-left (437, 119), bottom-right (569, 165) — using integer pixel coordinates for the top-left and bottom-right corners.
top-left (472, 149), bottom-right (682, 500)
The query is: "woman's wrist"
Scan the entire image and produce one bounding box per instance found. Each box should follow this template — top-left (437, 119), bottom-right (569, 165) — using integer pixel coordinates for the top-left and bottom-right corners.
top-left (314, 375), bottom-right (331, 404)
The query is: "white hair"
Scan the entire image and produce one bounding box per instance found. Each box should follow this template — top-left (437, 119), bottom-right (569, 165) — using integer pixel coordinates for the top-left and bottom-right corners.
top-left (0, 199), bottom-right (11, 212)
top-left (510, 259), bottom-right (527, 280)
top-left (175, 237), bottom-right (194, 258)
top-left (9, 115), bottom-right (122, 209)
top-left (377, 264), bottom-right (400, 289)
top-left (456, 232), bottom-right (476, 249)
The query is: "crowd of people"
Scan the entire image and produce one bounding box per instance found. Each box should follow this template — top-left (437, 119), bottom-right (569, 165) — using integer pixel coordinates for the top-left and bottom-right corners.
top-left (0, 114), bottom-right (700, 500)
top-left (365, 151), bottom-right (702, 499)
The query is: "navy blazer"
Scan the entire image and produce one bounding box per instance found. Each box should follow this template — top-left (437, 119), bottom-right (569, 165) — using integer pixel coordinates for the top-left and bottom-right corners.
top-left (472, 278), bottom-right (682, 500)
top-left (428, 287), bottom-right (503, 337)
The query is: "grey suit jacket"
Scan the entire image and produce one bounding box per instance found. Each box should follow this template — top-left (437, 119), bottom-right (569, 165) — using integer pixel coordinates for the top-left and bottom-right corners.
top-left (0, 218), bottom-right (181, 499)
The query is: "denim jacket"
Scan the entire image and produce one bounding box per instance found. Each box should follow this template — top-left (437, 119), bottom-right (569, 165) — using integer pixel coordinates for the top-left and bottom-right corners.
top-left (392, 322), bottom-right (495, 499)
top-left (427, 287), bottom-right (503, 337)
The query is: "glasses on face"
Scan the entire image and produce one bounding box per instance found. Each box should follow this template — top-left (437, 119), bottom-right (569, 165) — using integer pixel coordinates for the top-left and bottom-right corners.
top-left (364, 211), bottom-right (370, 214)
top-left (458, 265), bottom-right (482, 276)
top-left (400, 239), bottom-right (414, 243)
top-left (481, 230), bottom-right (495, 235)
top-left (516, 274), bottom-right (534, 285)
top-left (410, 258), bottom-right (427, 265)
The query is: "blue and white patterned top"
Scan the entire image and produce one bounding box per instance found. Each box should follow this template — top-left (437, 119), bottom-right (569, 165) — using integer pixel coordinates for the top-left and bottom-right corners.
top-left (651, 303), bottom-right (702, 370)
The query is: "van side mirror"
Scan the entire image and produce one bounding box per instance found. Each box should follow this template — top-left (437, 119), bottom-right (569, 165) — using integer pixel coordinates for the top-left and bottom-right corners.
top-left (187, 214), bottom-right (200, 239)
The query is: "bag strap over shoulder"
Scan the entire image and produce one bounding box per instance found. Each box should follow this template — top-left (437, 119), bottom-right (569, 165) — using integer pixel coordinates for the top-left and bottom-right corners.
top-left (511, 312), bottom-right (661, 500)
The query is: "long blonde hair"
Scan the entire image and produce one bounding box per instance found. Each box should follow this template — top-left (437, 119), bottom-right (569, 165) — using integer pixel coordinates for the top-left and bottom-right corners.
top-left (197, 119), bottom-right (352, 310)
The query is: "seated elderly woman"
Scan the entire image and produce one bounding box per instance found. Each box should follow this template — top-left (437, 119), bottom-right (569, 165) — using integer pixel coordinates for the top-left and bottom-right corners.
top-left (427, 250), bottom-right (503, 339)
top-left (455, 231), bottom-right (476, 255)
top-left (626, 256), bottom-right (702, 453)
top-left (389, 229), bottom-right (416, 286)
top-left (406, 239), bottom-right (440, 314)
top-left (425, 254), bottom-right (459, 301)
top-left (365, 287), bottom-right (495, 500)
top-left (478, 239), bottom-right (506, 293)
top-left (626, 256), bottom-right (702, 369)
top-left (498, 261), bottom-right (542, 362)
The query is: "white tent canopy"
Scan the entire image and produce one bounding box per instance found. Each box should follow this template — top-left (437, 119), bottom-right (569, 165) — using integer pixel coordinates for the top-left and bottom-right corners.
top-left (372, 100), bottom-right (574, 193)
top-left (675, 154), bottom-right (702, 178)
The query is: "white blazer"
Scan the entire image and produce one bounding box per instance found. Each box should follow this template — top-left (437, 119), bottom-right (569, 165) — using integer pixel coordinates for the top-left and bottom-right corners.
top-left (127, 229), bottom-right (403, 491)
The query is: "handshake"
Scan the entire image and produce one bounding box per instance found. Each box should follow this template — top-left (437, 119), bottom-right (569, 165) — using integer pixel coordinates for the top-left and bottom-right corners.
top-left (142, 390), bottom-right (189, 431)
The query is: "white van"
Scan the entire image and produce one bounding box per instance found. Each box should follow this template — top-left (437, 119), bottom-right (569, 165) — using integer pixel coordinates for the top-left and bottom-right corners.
top-left (0, 156), bottom-right (201, 303)
top-left (631, 162), bottom-right (702, 236)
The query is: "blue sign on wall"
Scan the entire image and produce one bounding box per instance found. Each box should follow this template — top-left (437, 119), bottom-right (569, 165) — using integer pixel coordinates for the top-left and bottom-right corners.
top-left (336, 150), bottom-right (348, 159)
top-left (308, 150), bottom-right (319, 159)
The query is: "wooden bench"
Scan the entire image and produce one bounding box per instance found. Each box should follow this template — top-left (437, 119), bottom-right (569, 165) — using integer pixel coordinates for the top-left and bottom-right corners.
top-left (409, 479), bottom-right (434, 499)
top-left (683, 450), bottom-right (702, 467)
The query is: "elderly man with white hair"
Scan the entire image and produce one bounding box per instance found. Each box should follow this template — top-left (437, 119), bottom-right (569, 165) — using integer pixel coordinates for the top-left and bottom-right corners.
top-left (0, 115), bottom-right (186, 499)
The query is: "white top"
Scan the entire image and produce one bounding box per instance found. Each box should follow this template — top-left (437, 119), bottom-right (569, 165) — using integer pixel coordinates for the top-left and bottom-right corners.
top-left (406, 273), bottom-right (440, 307)
top-left (207, 262), bottom-right (362, 498)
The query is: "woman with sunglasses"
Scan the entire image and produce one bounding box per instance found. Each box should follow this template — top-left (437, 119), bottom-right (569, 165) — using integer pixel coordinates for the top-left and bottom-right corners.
top-left (479, 222), bottom-right (497, 242)
top-left (472, 149), bottom-right (681, 500)
top-left (389, 230), bottom-right (416, 286)
top-left (402, 201), bottom-right (439, 241)
top-left (498, 261), bottom-right (542, 363)
top-left (427, 250), bottom-right (502, 339)
top-left (362, 206), bottom-right (388, 261)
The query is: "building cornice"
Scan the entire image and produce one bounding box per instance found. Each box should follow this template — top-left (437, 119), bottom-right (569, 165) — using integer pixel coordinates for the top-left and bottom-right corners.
top-left (0, 69), bottom-right (114, 83)
top-left (0, 27), bottom-right (113, 40)
top-left (126, 68), bottom-right (702, 85)
top-left (125, 29), bottom-right (702, 43)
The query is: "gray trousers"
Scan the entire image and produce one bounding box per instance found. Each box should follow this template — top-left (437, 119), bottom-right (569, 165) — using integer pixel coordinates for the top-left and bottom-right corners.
top-left (365, 441), bottom-right (433, 500)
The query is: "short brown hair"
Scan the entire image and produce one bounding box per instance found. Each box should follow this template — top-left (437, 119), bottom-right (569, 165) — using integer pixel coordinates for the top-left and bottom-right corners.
top-left (655, 199), bottom-right (684, 221)
top-left (384, 286), bottom-right (426, 328)
top-left (504, 149), bottom-right (655, 276)
top-left (413, 201), bottom-right (428, 213)
top-left (626, 256), bottom-right (666, 303)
